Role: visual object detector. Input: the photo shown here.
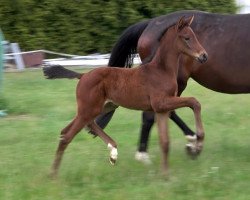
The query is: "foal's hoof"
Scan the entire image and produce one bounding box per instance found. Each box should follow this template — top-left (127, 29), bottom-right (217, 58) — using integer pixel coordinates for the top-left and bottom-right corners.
top-left (109, 157), bottom-right (117, 165)
top-left (107, 143), bottom-right (118, 166)
top-left (48, 170), bottom-right (58, 180)
top-left (185, 135), bottom-right (201, 159)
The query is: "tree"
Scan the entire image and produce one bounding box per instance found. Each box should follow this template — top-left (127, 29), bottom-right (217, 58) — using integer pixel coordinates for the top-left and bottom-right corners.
top-left (0, 0), bottom-right (238, 55)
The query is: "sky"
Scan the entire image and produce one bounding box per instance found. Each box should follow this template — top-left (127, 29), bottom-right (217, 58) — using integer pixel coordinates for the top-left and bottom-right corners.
top-left (236, 0), bottom-right (250, 13)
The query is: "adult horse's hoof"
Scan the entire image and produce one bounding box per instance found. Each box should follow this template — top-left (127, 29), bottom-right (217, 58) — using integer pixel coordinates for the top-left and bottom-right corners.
top-left (135, 151), bottom-right (152, 165)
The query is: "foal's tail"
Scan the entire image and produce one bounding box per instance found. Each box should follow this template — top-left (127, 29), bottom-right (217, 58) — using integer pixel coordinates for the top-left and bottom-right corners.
top-left (43, 65), bottom-right (82, 79)
top-left (108, 20), bottom-right (149, 68)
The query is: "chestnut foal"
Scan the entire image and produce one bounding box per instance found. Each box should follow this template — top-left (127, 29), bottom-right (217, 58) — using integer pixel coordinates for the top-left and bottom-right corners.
top-left (44, 16), bottom-right (207, 176)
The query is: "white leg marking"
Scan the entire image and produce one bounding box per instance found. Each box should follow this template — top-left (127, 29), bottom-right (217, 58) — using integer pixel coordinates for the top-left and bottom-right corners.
top-left (108, 143), bottom-right (118, 164)
top-left (186, 135), bottom-right (197, 142)
top-left (135, 151), bottom-right (152, 165)
top-left (185, 135), bottom-right (198, 153)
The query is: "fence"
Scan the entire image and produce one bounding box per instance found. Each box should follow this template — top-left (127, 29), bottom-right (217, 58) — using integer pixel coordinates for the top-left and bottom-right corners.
top-left (4, 47), bottom-right (141, 70)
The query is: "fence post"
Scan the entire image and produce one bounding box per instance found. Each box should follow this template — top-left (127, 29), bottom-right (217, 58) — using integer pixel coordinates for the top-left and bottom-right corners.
top-left (0, 29), bottom-right (3, 94)
top-left (11, 43), bottom-right (25, 70)
top-left (0, 29), bottom-right (7, 117)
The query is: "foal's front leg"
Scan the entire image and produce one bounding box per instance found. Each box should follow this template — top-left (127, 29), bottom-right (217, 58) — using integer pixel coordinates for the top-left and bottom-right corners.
top-left (155, 112), bottom-right (170, 173)
top-left (152, 96), bottom-right (205, 156)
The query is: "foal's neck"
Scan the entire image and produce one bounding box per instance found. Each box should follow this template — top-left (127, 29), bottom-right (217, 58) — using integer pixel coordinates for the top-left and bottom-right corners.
top-left (150, 27), bottom-right (180, 74)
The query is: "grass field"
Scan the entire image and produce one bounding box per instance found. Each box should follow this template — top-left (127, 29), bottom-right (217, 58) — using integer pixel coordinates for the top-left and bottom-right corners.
top-left (1, 68), bottom-right (250, 200)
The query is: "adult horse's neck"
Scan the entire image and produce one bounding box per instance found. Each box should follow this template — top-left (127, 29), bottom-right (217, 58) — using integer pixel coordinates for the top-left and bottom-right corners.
top-left (149, 26), bottom-right (180, 75)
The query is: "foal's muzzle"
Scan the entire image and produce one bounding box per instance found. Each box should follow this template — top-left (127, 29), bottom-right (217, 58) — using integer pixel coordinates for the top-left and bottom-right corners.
top-left (197, 53), bottom-right (208, 64)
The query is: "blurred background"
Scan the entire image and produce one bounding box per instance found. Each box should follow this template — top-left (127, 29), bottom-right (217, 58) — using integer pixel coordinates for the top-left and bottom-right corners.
top-left (0, 0), bottom-right (240, 56)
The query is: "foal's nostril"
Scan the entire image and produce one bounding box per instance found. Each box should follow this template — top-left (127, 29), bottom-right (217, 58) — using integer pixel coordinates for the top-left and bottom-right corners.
top-left (198, 53), bottom-right (208, 63)
top-left (202, 53), bottom-right (208, 62)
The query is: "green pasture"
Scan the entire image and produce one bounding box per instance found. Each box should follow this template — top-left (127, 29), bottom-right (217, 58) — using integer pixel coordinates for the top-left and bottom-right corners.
top-left (1, 68), bottom-right (250, 200)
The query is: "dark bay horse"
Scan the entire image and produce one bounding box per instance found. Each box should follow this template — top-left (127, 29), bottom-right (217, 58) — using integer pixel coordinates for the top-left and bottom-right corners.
top-left (95, 10), bottom-right (250, 163)
top-left (43, 16), bottom-right (207, 176)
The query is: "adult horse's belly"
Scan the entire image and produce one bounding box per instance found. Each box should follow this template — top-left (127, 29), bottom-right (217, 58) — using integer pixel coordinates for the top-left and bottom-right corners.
top-left (190, 57), bottom-right (250, 94)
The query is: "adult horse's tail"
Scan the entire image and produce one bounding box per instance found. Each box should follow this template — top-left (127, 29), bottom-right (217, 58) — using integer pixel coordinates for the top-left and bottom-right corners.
top-left (94, 20), bottom-right (149, 129)
top-left (43, 65), bottom-right (82, 79)
top-left (108, 20), bottom-right (149, 68)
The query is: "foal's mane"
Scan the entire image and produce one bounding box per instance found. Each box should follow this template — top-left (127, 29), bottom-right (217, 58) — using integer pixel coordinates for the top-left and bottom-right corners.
top-left (141, 17), bottom-right (190, 65)
top-left (158, 17), bottom-right (191, 42)
top-left (157, 23), bottom-right (175, 42)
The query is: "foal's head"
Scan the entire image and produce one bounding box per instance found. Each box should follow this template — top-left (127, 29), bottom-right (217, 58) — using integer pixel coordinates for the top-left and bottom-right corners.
top-left (174, 16), bottom-right (208, 63)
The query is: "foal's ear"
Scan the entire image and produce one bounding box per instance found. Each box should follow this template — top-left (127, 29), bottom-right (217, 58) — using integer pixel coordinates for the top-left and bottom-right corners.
top-left (175, 16), bottom-right (186, 32)
top-left (186, 15), bottom-right (194, 26)
top-left (175, 15), bottom-right (194, 32)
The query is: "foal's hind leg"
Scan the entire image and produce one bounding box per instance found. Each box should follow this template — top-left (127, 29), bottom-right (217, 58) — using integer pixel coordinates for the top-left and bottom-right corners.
top-left (51, 115), bottom-right (87, 177)
top-left (87, 121), bottom-right (118, 165)
top-left (89, 102), bottom-right (118, 137)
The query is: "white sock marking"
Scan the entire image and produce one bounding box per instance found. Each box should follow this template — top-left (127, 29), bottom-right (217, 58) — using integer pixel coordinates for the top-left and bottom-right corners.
top-left (135, 151), bottom-right (152, 165)
top-left (107, 143), bottom-right (118, 160)
top-left (186, 135), bottom-right (197, 142)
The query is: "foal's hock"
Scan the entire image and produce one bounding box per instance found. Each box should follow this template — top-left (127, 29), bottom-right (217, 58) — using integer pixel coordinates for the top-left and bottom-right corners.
top-left (43, 16), bottom-right (207, 176)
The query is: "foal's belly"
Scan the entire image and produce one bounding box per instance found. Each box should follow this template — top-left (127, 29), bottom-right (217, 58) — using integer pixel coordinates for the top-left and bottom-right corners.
top-left (107, 89), bottom-right (152, 111)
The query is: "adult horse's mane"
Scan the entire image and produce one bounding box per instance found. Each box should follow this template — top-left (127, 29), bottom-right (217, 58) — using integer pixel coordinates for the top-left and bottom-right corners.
top-left (141, 10), bottom-right (212, 64)
top-left (152, 10), bottom-right (209, 40)
top-left (108, 20), bottom-right (148, 68)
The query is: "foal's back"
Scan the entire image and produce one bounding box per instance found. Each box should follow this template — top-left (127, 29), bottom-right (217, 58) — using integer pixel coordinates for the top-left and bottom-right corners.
top-left (77, 66), bottom-right (152, 111)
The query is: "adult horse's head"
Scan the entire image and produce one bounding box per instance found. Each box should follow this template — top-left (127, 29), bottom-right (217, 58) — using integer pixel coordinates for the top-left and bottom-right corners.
top-left (175, 15), bottom-right (208, 63)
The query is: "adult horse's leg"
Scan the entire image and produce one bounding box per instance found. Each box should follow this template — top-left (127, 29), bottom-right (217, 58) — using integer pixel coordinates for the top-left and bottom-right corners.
top-left (138, 111), bottom-right (155, 152)
top-left (93, 102), bottom-right (118, 130)
top-left (170, 111), bottom-right (195, 136)
top-left (155, 112), bottom-right (170, 173)
top-left (95, 110), bottom-right (115, 129)
top-left (87, 121), bottom-right (118, 165)
top-left (51, 115), bottom-right (87, 177)
top-left (135, 111), bottom-right (154, 164)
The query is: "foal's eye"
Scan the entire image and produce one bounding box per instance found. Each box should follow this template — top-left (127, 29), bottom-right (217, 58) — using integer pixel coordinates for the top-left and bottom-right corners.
top-left (184, 37), bottom-right (190, 41)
